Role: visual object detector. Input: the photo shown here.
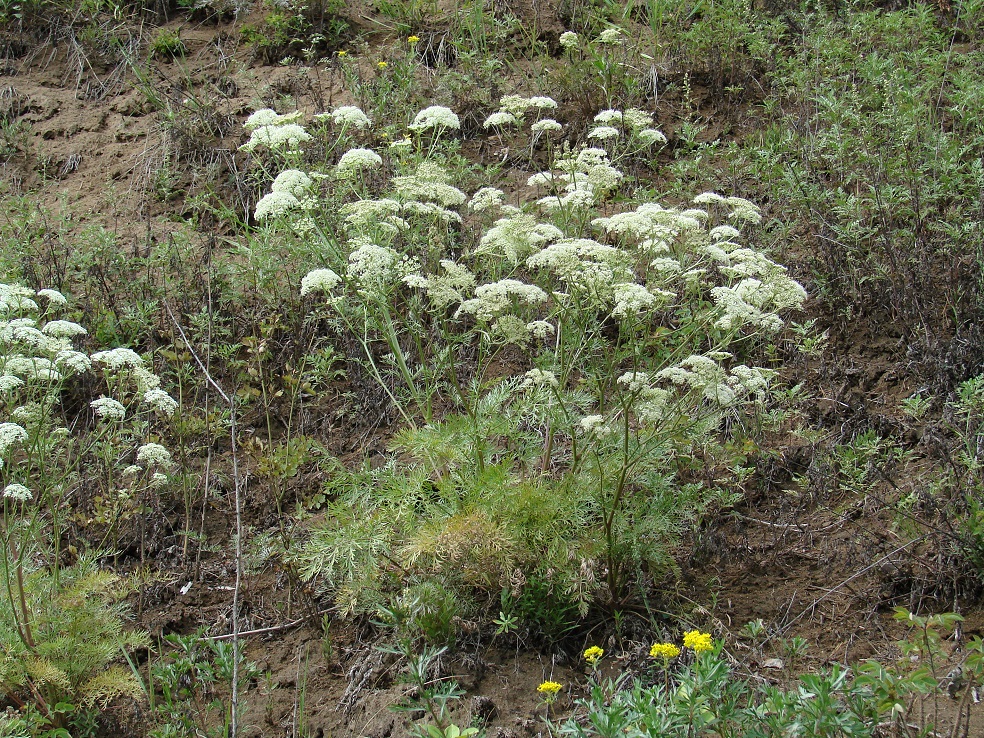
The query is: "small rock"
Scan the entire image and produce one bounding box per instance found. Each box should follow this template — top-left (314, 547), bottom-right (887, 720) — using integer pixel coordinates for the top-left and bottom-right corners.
top-left (762, 658), bottom-right (784, 670)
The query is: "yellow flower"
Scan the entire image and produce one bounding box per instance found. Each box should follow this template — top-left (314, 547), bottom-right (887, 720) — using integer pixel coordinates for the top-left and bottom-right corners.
top-left (583, 646), bottom-right (604, 665)
top-left (683, 630), bottom-right (714, 653)
top-left (649, 642), bottom-right (681, 660)
top-left (537, 680), bottom-right (563, 695)
top-left (407, 35), bottom-right (420, 44)
top-left (377, 60), bottom-right (388, 69)
top-left (337, 50), bottom-right (347, 57)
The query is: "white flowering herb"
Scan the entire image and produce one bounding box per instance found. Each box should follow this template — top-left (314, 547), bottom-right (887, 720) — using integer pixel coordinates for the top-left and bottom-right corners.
top-left (559, 31), bottom-right (579, 49)
top-left (596, 28), bottom-right (624, 44)
top-left (91, 397), bottom-right (126, 421)
top-left (468, 187), bottom-right (505, 213)
top-left (336, 148), bottom-right (383, 177)
top-left (36, 288), bottom-right (67, 306)
top-left (143, 389), bottom-right (179, 417)
top-left (531, 119), bottom-right (563, 134)
top-left (91, 348), bottom-right (144, 370)
top-left (254, 190), bottom-right (301, 221)
top-left (2, 483), bottom-right (31, 501)
top-left (240, 123), bottom-right (312, 152)
top-left (41, 320), bottom-right (87, 339)
top-left (457, 279), bottom-right (549, 322)
top-left (136, 443), bottom-right (173, 469)
top-left (588, 125), bottom-right (620, 140)
top-left (483, 111), bottom-right (519, 129)
top-left (408, 105), bottom-right (460, 133)
top-left (301, 268), bottom-right (342, 296)
top-left (321, 105), bottom-right (372, 129)
top-left (270, 169), bottom-right (313, 197)
top-left (0, 422), bottom-right (27, 456)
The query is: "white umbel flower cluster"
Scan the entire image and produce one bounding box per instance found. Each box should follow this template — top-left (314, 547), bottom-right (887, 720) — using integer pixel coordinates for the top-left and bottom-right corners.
top-left (317, 105), bottom-right (372, 130)
top-left (457, 279), bottom-right (549, 322)
top-left (301, 268), bottom-right (342, 296)
top-left (408, 105), bottom-right (460, 133)
top-left (144, 389), bottom-right (179, 417)
top-left (336, 148), bottom-right (383, 176)
top-left (2, 483), bottom-right (31, 501)
top-left (91, 396), bottom-right (126, 420)
top-left (136, 442), bottom-right (173, 469)
top-left (240, 122), bottom-right (311, 153)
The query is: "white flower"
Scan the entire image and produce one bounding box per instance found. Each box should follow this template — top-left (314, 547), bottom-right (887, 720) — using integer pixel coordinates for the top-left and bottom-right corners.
top-left (468, 187), bottom-right (505, 213)
top-left (617, 371), bottom-right (651, 392)
top-left (526, 320), bottom-right (555, 340)
top-left (588, 125), bottom-right (620, 140)
top-left (0, 375), bottom-right (23, 392)
top-left (710, 225), bottom-right (741, 242)
top-left (611, 283), bottom-right (659, 318)
top-left (727, 196), bottom-right (762, 224)
top-left (623, 108), bottom-right (654, 128)
top-left (636, 128), bottom-right (667, 145)
top-left (244, 108), bottom-right (301, 129)
top-left (596, 28), bottom-right (624, 44)
top-left (348, 242), bottom-right (402, 285)
top-left (529, 96), bottom-right (558, 109)
top-left (483, 111), bottom-right (518, 128)
top-left (42, 320), bottom-right (87, 339)
top-left (36, 288), bottom-right (67, 306)
top-left (0, 284), bottom-right (38, 314)
top-left (133, 367), bottom-right (161, 393)
top-left (693, 191), bottom-right (726, 205)
top-left (579, 414), bottom-right (612, 438)
top-left (91, 397), bottom-right (126, 420)
top-left (336, 147), bottom-right (383, 177)
top-left (3, 483), bottom-right (31, 501)
top-left (0, 422), bottom-right (27, 455)
top-left (392, 162), bottom-right (466, 207)
top-left (405, 260), bottom-right (476, 309)
top-left (389, 137), bottom-right (413, 149)
top-left (456, 279), bottom-right (549, 321)
top-left (240, 123), bottom-right (312, 152)
top-left (499, 95), bottom-right (533, 116)
top-left (144, 389), bottom-right (179, 417)
top-left (324, 105), bottom-right (371, 129)
top-left (522, 369), bottom-right (558, 389)
top-left (271, 169), bottom-right (313, 197)
top-left (301, 268), bottom-right (342, 296)
top-left (531, 119), bottom-right (562, 134)
top-left (559, 31), bottom-right (579, 49)
top-left (92, 348), bottom-right (144, 370)
top-left (254, 191), bottom-right (300, 220)
top-left (136, 443), bottom-right (172, 469)
top-left (408, 105), bottom-right (460, 133)
top-left (594, 109), bottom-right (623, 124)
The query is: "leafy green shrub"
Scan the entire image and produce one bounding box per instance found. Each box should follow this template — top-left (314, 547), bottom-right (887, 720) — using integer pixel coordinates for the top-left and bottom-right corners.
top-left (753, 4), bottom-right (984, 383)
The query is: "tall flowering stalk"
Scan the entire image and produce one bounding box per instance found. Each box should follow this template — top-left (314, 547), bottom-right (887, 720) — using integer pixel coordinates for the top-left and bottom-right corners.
top-left (0, 283), bottom-right (176, 719)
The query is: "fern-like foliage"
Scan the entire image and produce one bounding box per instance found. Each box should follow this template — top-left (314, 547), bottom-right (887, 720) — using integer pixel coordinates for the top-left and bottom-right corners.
top-left (0, 552), bottom-right (149, 714)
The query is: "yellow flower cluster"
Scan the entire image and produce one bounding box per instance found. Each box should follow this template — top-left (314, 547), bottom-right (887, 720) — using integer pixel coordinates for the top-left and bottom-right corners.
top-left (649, 642), bottom-right (681, 660)
top-left (408, 35), bottom-right (420, 44)
top-left (683, 630), bottom-right (714, 653)
top-left (537, 680), bottom-right (563, 695)
top-left (583, 646), bottom-right (604, 665)
top-left (377, 61), bottom-right (388, 69)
